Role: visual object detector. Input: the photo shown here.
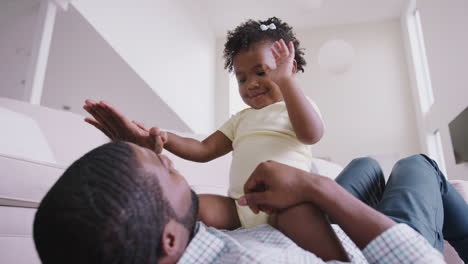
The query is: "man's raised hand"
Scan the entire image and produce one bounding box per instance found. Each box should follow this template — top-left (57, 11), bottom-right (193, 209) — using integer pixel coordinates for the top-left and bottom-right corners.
top-left (83, 100), bottom-right (155, 149)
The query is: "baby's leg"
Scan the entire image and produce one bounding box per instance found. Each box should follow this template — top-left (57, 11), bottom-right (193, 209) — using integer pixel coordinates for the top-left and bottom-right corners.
top-left (270, 203), bottom-right (349, 262)
top-left (198, 194), bottom-right (241, 230)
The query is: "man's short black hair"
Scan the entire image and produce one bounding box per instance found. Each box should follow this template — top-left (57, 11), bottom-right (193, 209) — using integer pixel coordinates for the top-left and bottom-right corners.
top-left (33, 141), bottom-right (197, 264)
top-left (223, 16), bottom-right (306, 73)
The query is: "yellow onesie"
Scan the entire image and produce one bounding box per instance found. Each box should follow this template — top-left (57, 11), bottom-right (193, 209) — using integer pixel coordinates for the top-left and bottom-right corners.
top-left (218, 98), bottom-right (323, 228)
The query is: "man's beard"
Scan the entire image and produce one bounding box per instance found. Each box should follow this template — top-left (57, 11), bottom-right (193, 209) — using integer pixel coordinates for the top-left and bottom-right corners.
top-left (177, 190), bottom-right (199, 238)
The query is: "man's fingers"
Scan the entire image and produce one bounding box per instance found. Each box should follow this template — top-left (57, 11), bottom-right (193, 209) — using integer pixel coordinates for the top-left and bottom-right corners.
top-left (84, 99), bottom-right (97, 107)
top-left (243, 176), bottom-right (261, 194)
top-left (100, 101), bottom-right (130, 125)
top-left (249, 205), bottom-right (260, 214)
top-left (84, 117), bottom-right (97, 125)
top-left (98, 101), bottom-right (131, 139)
top-left (236, 200), bottom-right (259, 214)
top-left (239, 193), bottom-right (282, 215)
top-left (88, 105), bottom-right (117, 139)
top-left (83, 99), bottom-right (98, 114)
top-left (84, 99), bottom-right (97, 110)
top-left (243, 165), bottom-right (267, 194)
top-left (84, 99), bottom-right (129, 141)
top-left (238, 191), bottom-right (272, 207)
top-left (83, 102), bottom-right (98, 115)
top-left (84, 118), bottom-right (114, 140)
top-left (259, 205), bottom-right (276, 215)
top-left (83, 104), bottom-right (91, 113)
top-left (99, 101), bottom-right (124, 126)
top-left (132, 120), bottom-right (149, 132)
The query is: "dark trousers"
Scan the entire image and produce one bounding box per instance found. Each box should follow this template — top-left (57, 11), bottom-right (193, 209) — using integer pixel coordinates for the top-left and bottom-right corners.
top-left (335, 154), bottom-right (468, 262)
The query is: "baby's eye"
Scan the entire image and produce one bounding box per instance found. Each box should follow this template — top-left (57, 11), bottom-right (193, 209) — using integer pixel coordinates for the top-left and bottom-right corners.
top-left (238, 78), bottom-right (246, 84)
top-left (257, 72), bottom-right (266, 76)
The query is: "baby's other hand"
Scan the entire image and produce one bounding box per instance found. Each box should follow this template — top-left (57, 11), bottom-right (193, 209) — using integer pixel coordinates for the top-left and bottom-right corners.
top-left (270, 39), bottom-right (296, 84)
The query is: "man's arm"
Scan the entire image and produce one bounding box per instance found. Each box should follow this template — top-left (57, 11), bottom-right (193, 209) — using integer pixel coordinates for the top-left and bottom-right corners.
top-left (239, 161), bottom-right (395, 249)
top-left (240, 161), bottom-right (446, 263)
top-left (300, 174), bottom-right (395, 249)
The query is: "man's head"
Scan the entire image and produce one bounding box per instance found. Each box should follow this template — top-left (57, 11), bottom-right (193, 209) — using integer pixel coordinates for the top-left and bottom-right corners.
top-left (33, 141), bottom-right (198, 264)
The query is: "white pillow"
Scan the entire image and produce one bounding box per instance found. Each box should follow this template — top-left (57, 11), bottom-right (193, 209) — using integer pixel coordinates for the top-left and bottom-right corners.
top-left (310, 158), bottom-right (344, 180)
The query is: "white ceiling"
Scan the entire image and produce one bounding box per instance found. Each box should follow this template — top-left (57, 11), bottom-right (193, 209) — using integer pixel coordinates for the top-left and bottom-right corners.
top-left (0, 0), bottom-right (409, 36)
top-left (196, 0), bottom-right (410, 36)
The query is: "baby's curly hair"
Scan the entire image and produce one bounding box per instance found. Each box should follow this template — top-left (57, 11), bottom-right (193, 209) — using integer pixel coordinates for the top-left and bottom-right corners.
top-left (224, 17), bottom-right (306, 73)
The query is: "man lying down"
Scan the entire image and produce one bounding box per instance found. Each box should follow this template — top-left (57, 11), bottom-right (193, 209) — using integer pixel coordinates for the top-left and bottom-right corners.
top-left (33, 141), bottom-right (447, 264)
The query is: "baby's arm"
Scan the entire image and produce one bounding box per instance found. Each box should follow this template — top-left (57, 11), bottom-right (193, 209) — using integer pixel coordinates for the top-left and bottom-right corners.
top-left (164, 130), bottom-right (232, 162)
top-left (270, 40), bottom-right (324, 144)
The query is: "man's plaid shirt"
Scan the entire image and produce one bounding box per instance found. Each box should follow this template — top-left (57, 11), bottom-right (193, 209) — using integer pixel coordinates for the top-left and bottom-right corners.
top-left (177, 222), bottom-right (445, 263)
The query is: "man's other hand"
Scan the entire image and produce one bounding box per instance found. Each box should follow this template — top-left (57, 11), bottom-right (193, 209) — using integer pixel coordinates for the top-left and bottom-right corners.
top-left (239, 161), bottom-right (316, 214)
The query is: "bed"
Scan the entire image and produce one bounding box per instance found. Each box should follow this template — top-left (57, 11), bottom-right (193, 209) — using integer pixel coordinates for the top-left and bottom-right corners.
top-left (0, 97), bottom-right (465, 263)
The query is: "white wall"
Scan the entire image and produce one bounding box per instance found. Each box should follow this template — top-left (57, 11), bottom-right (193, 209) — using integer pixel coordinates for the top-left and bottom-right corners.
top-left (296, 20), bottom-right (420, 167)
top-left (41, 6), bottom-right (191, 132)
top-left (216, 19), bottom-right (421, 169)
top-left (403, 0), bottom-right (468, 180)
top-left (0, 6), bottom-right (38, 101)
top-left (70, 0), bottom-right (217, 133)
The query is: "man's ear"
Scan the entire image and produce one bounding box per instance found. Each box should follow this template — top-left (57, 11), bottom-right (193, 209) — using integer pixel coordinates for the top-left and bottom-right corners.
top-left (159, 220), bottom-right (189, 263)
top-left (292, 59), bottom-right (298, 74)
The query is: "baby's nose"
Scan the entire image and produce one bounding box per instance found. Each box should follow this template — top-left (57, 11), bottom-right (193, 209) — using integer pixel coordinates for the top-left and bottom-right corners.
top-left (247, 80), bottom-right (260, 90)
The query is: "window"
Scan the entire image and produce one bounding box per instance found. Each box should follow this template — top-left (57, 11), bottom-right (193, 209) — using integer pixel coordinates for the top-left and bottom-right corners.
top-left (427, 129), bottom-right (447, 176)
top-left (407, 9), bottom-right (435, 114)
top-left (229, 74), bottom-right (248, 115)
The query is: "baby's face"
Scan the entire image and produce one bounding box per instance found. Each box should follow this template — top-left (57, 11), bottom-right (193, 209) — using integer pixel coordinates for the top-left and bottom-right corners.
top-left (233, 41), bottom-right (283, 109)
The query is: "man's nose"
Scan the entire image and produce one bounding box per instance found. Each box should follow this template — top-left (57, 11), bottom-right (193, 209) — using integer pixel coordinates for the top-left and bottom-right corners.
top-left (160, 154), bottom-right (173, 168)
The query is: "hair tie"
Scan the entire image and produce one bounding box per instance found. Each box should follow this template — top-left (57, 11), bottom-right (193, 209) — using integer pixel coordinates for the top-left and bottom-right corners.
top-left (260, 23), bottom-right (276, 31)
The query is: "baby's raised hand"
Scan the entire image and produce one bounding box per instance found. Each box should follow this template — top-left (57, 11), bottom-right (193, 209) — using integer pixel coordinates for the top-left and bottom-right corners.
top-left (270, 39), bottom-right (295, 83)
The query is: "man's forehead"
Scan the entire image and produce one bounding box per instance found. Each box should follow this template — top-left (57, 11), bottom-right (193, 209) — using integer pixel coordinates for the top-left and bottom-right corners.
top-left (129, 143), bottom-right (162, 166)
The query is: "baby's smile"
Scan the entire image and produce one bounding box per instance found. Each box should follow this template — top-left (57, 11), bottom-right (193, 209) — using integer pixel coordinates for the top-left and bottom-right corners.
top-left (247, 88), bottom-right (269, 99)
